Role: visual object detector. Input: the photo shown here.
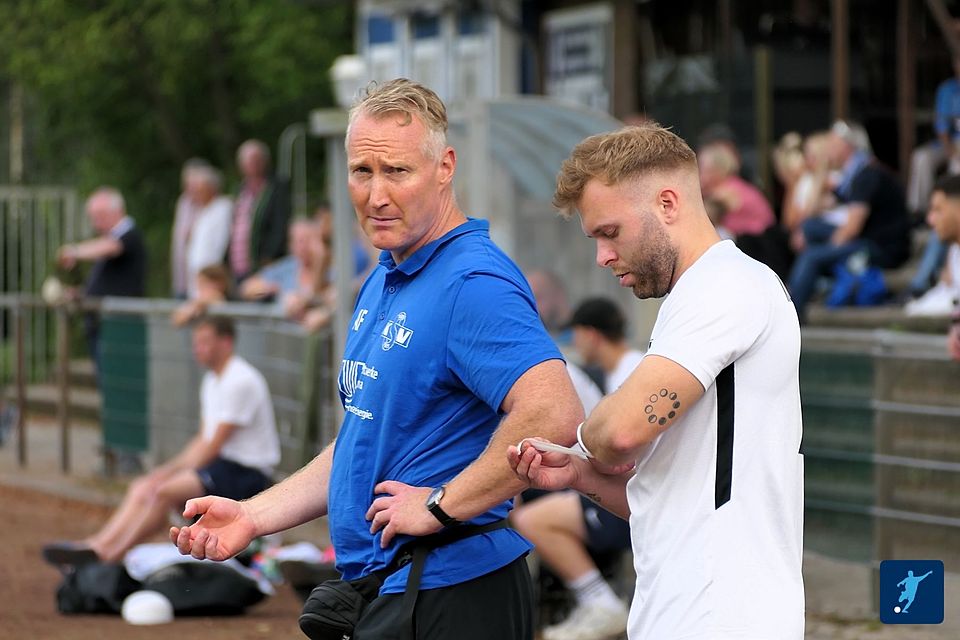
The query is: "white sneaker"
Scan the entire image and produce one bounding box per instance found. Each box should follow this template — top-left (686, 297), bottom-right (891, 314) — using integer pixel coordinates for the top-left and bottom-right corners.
top-left (542, 601), bottom-right (629, 640)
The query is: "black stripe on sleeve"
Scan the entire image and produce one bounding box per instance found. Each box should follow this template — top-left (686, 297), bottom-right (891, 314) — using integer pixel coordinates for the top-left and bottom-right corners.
top-left (715, 363), bottom-right (735, 509)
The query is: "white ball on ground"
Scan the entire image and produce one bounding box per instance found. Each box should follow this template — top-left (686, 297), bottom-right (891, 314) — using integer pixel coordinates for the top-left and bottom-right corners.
top-left (121, 590), bottom-right (174, 625)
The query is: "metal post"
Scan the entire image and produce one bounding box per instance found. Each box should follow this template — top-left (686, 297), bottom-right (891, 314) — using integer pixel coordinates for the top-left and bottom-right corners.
top-left (328, 134), bottom-right (351, 430)
top-left (56, 306), bottom-right (71, 473)
top-left (14, 306), bottom-right (26, 467)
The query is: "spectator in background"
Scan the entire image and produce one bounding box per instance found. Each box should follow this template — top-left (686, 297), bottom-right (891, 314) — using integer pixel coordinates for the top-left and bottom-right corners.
top-left (185, 165), bottom-right (233, 299)
top-left (698, 141), bottom-right (776, 239)
top-left (42, 315), bottom-right (279, 565)
top-left (568, 298), bottom-right (646, 395)
top-left (907, 55), bottom-right (960, 217)
top-left (170, 158), bottom-right (210, 298)
top-left (525, 269), bottom-right (604, 413)
top-left (171, 264), bottom-right (232, 327)
top-left (227, 139), bottom-right (291, 282)
top-left (56, 187), bottom-right (146, 373)
top-left (314, 203), bottom-right (377, 296)
top-left (781, 131), bottom-right (838, 238)
top-left (240, 219), bottom-right (327, 307)
top-left (788, 120), bottom-right (911, 320)
top-left (512, 297), bottom-right (642, 640)
top-left (908, 176), bottom-right (960, 317)
top-left (904, 54), bottom-right (960, 299)
top-left (527, 269), bottom-right (574, 341)
top-left (739, 131), bottom-right (818, 280)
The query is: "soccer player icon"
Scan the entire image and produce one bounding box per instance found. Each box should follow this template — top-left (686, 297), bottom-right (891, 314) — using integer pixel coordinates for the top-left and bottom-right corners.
top-left (897, 570), bottom-right (933, 613)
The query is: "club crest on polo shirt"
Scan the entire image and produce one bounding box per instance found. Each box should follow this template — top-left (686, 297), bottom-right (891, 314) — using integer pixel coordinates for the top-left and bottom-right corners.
top-left (381, 311), bottom-right (414, 351)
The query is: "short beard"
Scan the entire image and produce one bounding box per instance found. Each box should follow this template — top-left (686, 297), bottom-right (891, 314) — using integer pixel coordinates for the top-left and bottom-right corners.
top-left (627, 214), bottom-right (677, 299)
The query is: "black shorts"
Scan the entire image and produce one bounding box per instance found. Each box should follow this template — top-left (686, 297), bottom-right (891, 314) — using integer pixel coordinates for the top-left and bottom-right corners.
top-left (197, 457), bottom-right (271, 502)
top-left (580, 495), bottom-right (631, 554)
top-left (354, 555), bottom-right (534, 640)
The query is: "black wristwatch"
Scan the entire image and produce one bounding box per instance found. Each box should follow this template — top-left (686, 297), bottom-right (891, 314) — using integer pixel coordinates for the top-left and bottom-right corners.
top-left (425, 485), bottom-right (461, 527)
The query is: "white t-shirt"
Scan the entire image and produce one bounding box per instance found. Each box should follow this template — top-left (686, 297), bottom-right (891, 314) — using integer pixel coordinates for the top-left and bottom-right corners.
top-left (186, 196), bottom-right (233, 298)
top-left (200, 355), bottom-right (281, 476)
top-left (567, 362), bottom-right (603, 414)
top-left (628, 240), bottom-right (804, 639)
top-left (605, 349), bottom-right (645, 394)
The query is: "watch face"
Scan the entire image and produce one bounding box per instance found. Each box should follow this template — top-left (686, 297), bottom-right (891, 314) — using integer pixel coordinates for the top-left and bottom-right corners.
top-left (427, 486), bottom-right (444, 507)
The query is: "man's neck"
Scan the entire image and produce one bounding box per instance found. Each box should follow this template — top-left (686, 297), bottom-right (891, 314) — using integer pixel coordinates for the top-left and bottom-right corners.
top-left (391, 199), bottom-right (467, 264)
top-left (598, 342), bottom-right (630, 374)
top-left (211, 353), bottom-right (232, 376)
top-left (245, 176), bottom-right (266, 192)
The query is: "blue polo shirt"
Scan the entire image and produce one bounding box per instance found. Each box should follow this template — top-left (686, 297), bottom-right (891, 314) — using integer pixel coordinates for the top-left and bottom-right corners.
top-left (329, 218), bottom-right (562, 594)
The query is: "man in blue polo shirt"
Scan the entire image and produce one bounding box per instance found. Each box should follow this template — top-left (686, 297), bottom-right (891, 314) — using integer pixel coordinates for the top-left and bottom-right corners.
top-left (170, 78), bottom-right (583, 640)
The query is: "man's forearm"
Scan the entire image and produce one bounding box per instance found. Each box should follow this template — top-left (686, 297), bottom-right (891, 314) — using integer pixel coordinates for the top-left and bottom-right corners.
top-left (450, 417), bottom-right (582, 517)
top-left (244, 440), bottom-right (336, 537)
top-left (573, 468), bottom-right (631, 520)
top-left (443, 401), bottom-right (582, 522)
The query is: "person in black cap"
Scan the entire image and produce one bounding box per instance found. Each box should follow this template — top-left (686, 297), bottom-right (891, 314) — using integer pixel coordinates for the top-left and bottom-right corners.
top-left (512, 298), bottom-right (644, 640)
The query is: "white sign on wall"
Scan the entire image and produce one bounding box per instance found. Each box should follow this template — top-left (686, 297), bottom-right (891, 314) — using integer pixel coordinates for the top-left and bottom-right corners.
top-left (544, 3), bottom-right (613, 113)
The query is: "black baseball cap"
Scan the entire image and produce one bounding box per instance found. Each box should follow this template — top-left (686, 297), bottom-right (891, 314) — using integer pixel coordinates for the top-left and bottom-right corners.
top-left (567, 297), bottom-right (626, 341)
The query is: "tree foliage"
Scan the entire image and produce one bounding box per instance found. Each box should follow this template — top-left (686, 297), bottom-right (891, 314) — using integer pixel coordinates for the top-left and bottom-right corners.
top-left (0, 0), bottom-right (353, 293)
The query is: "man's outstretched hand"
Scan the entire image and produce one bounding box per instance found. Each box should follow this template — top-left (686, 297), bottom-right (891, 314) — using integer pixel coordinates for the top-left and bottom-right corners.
top-left (169, 495), bottom-right (258, 561)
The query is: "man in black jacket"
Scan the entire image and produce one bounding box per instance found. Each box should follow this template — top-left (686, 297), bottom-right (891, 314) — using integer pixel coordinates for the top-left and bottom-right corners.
top-left (57, 187), bottom-right (146, 370)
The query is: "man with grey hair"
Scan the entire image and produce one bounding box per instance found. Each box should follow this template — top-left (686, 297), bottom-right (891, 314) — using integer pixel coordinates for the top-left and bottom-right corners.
top-left (184, 164), bottom-right (233, 299)
top-left (787, 119), bottom-right (910, 320)
top-left (57, 187), bottom-right (146, 370)
top-left (171, 79), bottom-right (582, 639)
top-left (510, 123), bottom-right (805, 639)
top-left (171, 158), bottom-right (210, 298)
top-left (227, 139), bottom-right (291, 282)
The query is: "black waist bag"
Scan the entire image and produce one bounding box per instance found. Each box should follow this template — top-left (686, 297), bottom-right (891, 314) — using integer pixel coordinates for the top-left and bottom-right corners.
top-left (299, 520), bottom-right (508, 640)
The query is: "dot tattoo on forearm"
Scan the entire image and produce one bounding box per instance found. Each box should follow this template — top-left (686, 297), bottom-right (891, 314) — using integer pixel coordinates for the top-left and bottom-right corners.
top-left (645, 389), bottom-right (680, 426)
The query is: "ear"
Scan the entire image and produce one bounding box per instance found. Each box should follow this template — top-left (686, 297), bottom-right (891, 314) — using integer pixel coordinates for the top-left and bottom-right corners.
top-left (438, 147), bottom-right (456, 185)
top-left (657, 187), bottom-right (681, 224)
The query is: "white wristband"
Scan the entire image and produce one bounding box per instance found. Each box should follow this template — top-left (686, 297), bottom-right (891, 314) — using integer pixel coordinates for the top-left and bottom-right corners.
top-left (575, 422), bottom-right (595, 459)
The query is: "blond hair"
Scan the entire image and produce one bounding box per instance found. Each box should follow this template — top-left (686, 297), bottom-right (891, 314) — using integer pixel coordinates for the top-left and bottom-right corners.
top-left (553, 123), bottom-right (697, 217)
top-left (346, 78), bottom-right (448, 159)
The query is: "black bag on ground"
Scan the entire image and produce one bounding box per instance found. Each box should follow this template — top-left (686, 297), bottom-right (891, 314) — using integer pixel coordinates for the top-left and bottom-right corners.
top-left (56, 563), bottom-right (141, 614)
top-left (142, 562), bottom-right (267, 615)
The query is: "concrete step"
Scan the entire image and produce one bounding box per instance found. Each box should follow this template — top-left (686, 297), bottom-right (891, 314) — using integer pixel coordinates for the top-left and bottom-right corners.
top-left (4, 384), bottom-right (101, 423)
top-left (68, 359), bottom-right (98, 389)
top-left (806, 303), bottom-right (949, 332)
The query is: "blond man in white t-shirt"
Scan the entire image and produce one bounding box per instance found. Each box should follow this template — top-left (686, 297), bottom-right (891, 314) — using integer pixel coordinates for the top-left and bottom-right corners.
top-left (510, 123), bottom-right (804, 640)
top-left (43, 315), bottom-right (279, 566)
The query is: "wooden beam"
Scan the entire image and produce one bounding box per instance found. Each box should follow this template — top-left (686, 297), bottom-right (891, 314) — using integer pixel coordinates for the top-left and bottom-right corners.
top-left (925, 0), bottom-right (960, 59)
top-left (897, 0), bottom-right (916, 177)
top-left (831, 0), bottom-right (850, 122)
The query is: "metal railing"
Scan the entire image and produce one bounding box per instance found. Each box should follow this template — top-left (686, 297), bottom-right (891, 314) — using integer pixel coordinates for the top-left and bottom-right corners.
top-left (0, 294), bottom-right (337, 477)
top-left (801, 327), bottom-right (960, 594)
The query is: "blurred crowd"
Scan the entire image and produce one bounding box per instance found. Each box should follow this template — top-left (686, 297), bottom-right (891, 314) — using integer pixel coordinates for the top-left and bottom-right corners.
top-left (54, 56), bottom-right (960, 355)
top-left (56, 138), bottom-right (378, 340)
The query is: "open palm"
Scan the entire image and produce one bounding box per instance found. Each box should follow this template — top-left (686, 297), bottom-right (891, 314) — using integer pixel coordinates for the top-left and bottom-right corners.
top-left (170, 496), bottom-right (258, 561)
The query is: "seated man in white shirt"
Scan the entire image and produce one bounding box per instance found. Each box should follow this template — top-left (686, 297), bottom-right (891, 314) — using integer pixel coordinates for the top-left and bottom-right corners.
top-left (42, 315), bottom-right (280, 565)
top-left (512, 297), bottom-right (644, 640)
